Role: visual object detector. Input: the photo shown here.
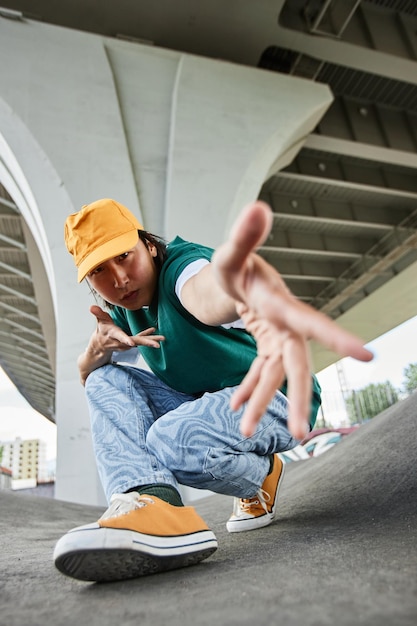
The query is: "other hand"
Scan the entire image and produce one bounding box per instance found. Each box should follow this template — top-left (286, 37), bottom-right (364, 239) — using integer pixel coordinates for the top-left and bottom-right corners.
top-left (90, 304), bottom-right (165, 353)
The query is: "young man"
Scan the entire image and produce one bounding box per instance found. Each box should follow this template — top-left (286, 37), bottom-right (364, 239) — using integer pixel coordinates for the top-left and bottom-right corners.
top-left (54, 199), bottom-right (372, 582)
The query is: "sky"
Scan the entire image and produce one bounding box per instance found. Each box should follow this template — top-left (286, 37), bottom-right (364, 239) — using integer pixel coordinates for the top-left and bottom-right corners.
top-left (318, 314), bottom-right (417, 390)
top-left (1, 313), bottom-right (417, 461)
top-left (0, 371), bottom-right (58, 462)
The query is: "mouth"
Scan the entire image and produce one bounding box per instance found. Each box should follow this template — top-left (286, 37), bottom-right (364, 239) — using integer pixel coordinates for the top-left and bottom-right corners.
top-left (121, 290), bottom-right (139, 302)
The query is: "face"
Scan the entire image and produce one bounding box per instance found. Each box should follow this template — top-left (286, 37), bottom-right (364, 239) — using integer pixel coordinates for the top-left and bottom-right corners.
top-left (87, 239), bottom-right (159, 309)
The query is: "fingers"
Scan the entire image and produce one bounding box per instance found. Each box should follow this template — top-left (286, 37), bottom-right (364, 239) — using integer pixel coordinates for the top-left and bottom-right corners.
top-left (89, 304), bottom-right (135, 348)
top-left (211, 202), bottom-right (273, 299)
top-left (89, 305), bottom-right (165, 351)
top-left (297, 308), bottom-right (373, 363)
top-left (132, 328), bottom-right (165, 349)
top-left (228, 201), bottom-right (273, 266)
top-left (234, 354), bottom-right (286, 438)
top-left (90, 304), bottom-right (113, 323)
top-left (282, 336), bottom-right (312, 440)
top-left (230, 356), bottom-right (264, 411)
top-left (252, 285), bottom-right (373, 364)
top-left (237, 364), bottom-right (310, 441)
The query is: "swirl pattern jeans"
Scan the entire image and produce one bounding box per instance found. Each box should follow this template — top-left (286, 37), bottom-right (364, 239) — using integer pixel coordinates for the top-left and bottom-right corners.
top-left (85, 364), bottom-right (298, 503)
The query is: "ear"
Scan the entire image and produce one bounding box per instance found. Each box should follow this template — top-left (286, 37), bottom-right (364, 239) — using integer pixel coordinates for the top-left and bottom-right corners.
top-left (147, 242), bottom-right (158, 257)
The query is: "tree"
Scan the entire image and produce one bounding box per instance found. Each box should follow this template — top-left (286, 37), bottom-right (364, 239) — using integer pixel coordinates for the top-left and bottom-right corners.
top-left (403, 362), bottom-right (417, 395)
top-left (345, 381), bottom-right (399, 424)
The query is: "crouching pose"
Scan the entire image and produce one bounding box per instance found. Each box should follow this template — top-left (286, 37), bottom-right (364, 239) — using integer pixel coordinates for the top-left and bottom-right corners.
top-left (54, 198), bottom-right (372, 582)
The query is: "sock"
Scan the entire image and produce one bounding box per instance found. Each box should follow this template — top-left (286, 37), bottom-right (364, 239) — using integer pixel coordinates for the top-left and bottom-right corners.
top-left (268, 454), bottom-right (274, 475)
top-left (126, 484), bottom-right (184, 507)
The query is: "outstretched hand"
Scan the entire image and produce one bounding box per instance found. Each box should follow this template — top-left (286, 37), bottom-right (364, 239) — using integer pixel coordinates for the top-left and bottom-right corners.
top-left (212, 202), bottom-right (373, 440)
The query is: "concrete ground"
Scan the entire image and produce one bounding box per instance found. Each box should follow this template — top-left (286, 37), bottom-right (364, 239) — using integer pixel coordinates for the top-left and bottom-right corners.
top-left (1, 394), bottom-right (416, 626)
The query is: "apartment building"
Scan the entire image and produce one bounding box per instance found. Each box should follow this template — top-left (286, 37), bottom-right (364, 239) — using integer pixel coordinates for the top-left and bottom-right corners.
top-left (1, 438), bottom-right (48, 489)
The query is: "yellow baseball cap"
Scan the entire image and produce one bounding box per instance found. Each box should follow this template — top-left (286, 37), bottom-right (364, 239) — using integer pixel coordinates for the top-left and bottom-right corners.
top-left (64, 198), bottom-right (143, 282)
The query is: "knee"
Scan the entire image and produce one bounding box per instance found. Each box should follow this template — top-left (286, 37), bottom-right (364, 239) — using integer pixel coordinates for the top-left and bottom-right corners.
top-left (84, 364), bottom-right (113, 393)
top-left (147, 418), bottom-right (187, 469)
top-left (85, 364), bottom-right (110, 383)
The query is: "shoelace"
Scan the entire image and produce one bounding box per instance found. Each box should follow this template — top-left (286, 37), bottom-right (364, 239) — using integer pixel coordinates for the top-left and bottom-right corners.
top-left (239, 488), bottom-right (271, 514)
top-left (99, 492), bottom-right (154, 520)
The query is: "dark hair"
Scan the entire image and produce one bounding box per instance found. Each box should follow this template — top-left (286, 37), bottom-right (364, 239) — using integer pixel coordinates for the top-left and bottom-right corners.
top-left (138, 230), bottom-right (167, 270)
top-left (89, 229), bottom-right (167, 310)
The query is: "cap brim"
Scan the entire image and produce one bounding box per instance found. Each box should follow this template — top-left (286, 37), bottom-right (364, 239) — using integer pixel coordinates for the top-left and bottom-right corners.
top-left (77, 230), bottom-right (139, 282)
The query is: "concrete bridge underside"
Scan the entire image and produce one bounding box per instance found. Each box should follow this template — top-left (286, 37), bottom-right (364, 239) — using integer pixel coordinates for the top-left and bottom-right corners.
top-left (0, 0), bottom-right (416, 505)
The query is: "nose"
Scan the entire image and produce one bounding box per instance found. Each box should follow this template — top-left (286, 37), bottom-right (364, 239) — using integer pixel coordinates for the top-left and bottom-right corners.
top-left (109, 264), bottom-right (129, 288)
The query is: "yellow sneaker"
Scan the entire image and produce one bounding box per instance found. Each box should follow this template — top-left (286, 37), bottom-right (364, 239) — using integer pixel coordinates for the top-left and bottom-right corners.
top-left (53, 493), bottom-right (217, 582)
top-left (226, 454), bottom-right (285, 533)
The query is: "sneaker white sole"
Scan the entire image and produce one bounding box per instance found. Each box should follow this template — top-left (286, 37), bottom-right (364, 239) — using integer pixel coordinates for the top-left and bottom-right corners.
top-left (226, 511), bottom-right (275, 533)
top-left (226, 460), bottom-right (285, 533)
top-left (53, 523), bottom-right (218, 582)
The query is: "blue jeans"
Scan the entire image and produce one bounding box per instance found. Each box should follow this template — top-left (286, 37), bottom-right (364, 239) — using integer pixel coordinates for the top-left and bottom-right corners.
top-left (85, 364), bottom-right (299, 503)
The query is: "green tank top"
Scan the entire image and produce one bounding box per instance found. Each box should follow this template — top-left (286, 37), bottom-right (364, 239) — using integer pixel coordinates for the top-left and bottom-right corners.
top-left (110, 237), bottom-right (321, 427)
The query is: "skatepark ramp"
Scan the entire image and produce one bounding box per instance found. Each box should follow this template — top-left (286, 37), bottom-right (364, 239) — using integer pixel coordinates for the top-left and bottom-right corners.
top-left (1, 394), bottom-right (416, 626)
